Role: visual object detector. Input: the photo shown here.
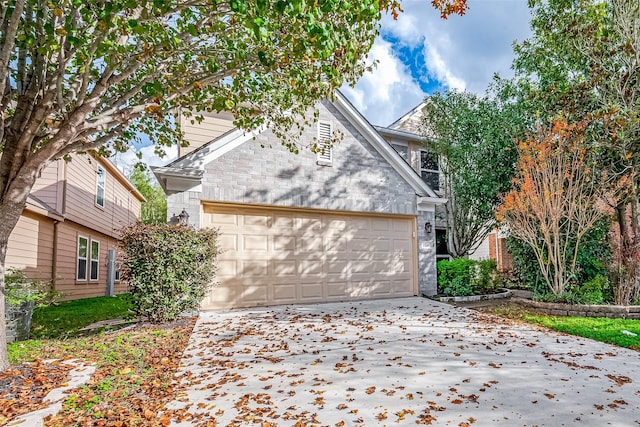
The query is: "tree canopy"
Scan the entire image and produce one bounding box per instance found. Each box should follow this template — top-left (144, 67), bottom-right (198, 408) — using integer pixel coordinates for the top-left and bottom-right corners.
top-left (0, 0), bottom-right (469, 370)
top-left (422, 89), bottom-right (526, 258)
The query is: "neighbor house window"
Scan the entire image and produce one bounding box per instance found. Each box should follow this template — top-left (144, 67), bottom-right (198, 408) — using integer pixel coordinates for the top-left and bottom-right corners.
top-left (77, 236), bottom-right (88, 281)
top-left (90, 240), bottom-right (100, 281)
top-left (316, 121), bottom-right (332, 165)
top-left (420, 150), bottom-right (440, 191)
top-left (96, 165), bottom-right (106, 207)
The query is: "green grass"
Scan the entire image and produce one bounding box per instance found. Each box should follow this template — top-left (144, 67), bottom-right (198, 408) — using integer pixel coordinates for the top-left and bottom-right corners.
top-left (522, 313), bottom-right (640, 349)
top-left (29, 294), bottom-right (133, 339)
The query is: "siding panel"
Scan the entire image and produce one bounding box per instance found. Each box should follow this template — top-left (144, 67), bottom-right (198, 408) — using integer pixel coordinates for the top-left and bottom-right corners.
top-left (6, 211), bottom-right (54, 283)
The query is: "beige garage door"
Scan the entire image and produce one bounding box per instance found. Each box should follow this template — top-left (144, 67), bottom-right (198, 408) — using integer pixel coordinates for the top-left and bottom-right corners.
top-left (201, 203), bottom-right (417, 310)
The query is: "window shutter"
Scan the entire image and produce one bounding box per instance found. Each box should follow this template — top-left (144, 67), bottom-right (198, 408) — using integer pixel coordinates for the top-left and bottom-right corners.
top-left (317, 121), bottom-right (332, 164)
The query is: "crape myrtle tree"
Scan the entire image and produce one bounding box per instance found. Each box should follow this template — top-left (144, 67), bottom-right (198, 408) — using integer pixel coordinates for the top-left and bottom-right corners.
top-left (511, 0), bottom-right (640, 303)
top-left (421, 89), bottom-right (526, 258)
top-left (0, 0), bottom-right (468, 369)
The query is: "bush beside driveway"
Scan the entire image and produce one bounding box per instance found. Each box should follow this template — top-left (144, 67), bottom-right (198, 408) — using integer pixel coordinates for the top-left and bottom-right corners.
top-left (166, 297), bottom-right (640, 426)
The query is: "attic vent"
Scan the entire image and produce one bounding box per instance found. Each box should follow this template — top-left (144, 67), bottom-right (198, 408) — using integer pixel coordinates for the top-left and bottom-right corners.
top-left (316, 121), bottom-right (332, 165)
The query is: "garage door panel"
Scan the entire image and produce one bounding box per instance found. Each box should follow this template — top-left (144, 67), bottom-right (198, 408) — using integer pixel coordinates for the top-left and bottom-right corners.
top-left (201, 204), bottom-right (416, 310)
top-left (273, 236), bottom-right (295, 251)
top-left (274, 283), bottom-right (298, 301)
top-left (300, 283), bottom-right (323, 299)
top-left (273, 260), bottom-right (296, 276)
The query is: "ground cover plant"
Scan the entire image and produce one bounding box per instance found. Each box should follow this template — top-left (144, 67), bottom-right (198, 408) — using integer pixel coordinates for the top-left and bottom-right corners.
top-left (29, 294), bottom-right (132, 339)
top-left (2, 313), bottom-right (195, 426)
top-left (486, 306), bottom-right (640, 350)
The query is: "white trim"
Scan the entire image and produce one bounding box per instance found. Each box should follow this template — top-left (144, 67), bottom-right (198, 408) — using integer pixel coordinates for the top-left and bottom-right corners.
top-left (171, 127), bottom-right (266, 169)
top-left (77, 235), bottom-right (89, 281)
top-left (332, 91), bottom-right (439, 198)
top-left (417, 196), bottom-right (447, 212)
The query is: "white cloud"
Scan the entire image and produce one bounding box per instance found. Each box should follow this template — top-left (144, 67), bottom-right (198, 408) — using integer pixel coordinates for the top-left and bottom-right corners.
top-left (110, 144), bottom-right (178, 177)
top-left (344, 0), bottom-right (532, 124)
top-left (342, 39), bottom-right (426, 126)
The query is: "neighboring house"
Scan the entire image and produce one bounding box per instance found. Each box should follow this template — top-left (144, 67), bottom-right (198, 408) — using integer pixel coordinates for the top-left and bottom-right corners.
top-left (6, 154), bottom-right (145, 300)
top-left (153, 91), bottom-right (446, 310)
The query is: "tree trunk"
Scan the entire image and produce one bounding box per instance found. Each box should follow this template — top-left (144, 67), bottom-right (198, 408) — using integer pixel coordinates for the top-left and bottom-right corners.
top-left (0, 166), bottom-right (38, 370)
top-left (0, 200), bottom-right (28, 371)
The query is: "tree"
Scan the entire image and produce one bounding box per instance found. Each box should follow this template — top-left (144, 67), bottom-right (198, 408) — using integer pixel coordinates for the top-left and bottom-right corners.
top-left (129, 167), bottom-right (167, 225)
top-left (0, 1), bottom-right (468, 370)
top-left (421, 89), bottom-right (526, 258)
top-left (496, 119), bottom-right (606, 297)
top-left (511, 0), bottom-right (640, 302)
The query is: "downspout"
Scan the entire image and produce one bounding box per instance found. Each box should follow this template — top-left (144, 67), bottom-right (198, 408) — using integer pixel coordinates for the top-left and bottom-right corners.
top-left (52, 220), bottom-right (59, 292)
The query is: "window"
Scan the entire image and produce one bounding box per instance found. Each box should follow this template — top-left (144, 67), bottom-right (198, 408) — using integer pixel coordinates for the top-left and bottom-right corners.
top-left (391, 143), bottom-right (409, 161)
top-left (316, 121), bottom-right (332, 165)
top-left (96, 165), bottom-right (106, 207)
top-left (77, 236), bottom-right (88, 280)
top-left (90, 240), bottom-right (100, 281)
top-left (420, 150), bottom-right (440, 191)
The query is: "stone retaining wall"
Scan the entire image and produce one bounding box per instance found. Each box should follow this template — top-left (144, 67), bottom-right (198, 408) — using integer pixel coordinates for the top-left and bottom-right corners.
top-left (513, 298), bottom-right (640, 319)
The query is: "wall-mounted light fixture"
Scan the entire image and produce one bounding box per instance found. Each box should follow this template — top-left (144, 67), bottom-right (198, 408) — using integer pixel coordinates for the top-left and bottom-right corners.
top-left (424, 221), bottom-right (432, 234)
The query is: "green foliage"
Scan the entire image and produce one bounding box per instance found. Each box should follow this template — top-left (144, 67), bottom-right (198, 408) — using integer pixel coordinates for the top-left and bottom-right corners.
top-left (422, 89), bottom-right (527, 257)
top-left (30, 294), bottom-right (132, 339)
top-left (120, 223), bottom-right (218, 322)
top-left (437, 258), bottom-right (502, 297)
top-left (129, 167), bottom-right (167, 224)
top-left (521, 314), bottom-right (640, 350)
top-left (508, 218), bottom-right (611, 298)
top-left (4, 269), bottom-right (51, 307)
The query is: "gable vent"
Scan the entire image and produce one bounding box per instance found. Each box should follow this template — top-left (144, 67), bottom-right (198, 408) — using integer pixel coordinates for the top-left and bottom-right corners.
top-left (317, 121), bottom-right (332, 165)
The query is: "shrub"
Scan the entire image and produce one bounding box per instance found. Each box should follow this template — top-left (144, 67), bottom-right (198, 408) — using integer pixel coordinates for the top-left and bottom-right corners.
top-left (507, 218), bottom-right (610, 299)
top-left (120, 223), bottom-right (219, 323)
top-left (437, 258), bottom-right (502, 297)
top-left (5, 268), bottom-right (52, 307)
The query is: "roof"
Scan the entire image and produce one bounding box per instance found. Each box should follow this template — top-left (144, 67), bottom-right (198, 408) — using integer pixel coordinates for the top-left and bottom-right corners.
top-left (154, 91), bottom-right (442, 200)
top-left (387, 101), bottom-right (429, 129)
top-left (25, 194), bottom-right (64, 221)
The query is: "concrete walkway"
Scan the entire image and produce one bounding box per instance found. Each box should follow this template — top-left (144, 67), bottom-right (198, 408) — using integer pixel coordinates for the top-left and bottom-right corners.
top-left (166, 297), bottom-right (639, 426)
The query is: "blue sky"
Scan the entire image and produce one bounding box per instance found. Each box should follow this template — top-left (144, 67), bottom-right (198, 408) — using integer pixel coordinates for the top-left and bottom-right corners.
top-left (113, 0), bottom-right (533, 171)
top-left (342, 0), bottom-right (533, 126)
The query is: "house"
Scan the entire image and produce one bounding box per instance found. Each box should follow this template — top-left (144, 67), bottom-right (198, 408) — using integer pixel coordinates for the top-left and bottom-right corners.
top-left (6, 154), bottom-right (145, 300)
top-left (153, 91), bottom-right (446, 310)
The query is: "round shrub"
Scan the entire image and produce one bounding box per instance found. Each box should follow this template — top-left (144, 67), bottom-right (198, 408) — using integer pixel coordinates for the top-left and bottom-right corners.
top-left (120, 223), bottom-right (219, 322)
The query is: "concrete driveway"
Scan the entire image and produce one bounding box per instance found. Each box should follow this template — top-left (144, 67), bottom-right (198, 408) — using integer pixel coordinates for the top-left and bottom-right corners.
top-left (166, 297), bottom-right (639, 426)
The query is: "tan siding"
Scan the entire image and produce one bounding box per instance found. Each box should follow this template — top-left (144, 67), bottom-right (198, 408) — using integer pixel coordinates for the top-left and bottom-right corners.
top-left (54, 221), bottom-right (126, 300)
top-left (179, 112), bottom-right (235, 157)
top-left (6, 211), bottom-right (55, 283)
top-left (64, 155), bottom-right (141, 238)
top-left (31, 160), bottom-right (63, 211)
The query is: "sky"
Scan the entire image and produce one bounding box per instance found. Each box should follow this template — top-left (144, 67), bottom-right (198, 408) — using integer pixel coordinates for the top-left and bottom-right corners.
top-left (112, 0), bottom-right (533, 172)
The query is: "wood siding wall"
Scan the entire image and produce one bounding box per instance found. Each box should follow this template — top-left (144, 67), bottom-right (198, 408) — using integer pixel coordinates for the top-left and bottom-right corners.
top-left (6, 210), bottom-right (55, 283)
top-left (54, 221), bottom-right (127, 300)
top-left (63, 155), bottom-right (141, 238)
top-left (179, 111), bottom-right (235, 157)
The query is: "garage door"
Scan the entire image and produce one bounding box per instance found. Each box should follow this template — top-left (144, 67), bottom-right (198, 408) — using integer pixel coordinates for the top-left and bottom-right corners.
top-left (201, 203), bottom-right (417, 310)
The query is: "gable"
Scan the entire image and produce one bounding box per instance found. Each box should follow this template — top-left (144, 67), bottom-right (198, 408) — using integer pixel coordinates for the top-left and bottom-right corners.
top-left (200, 100), bottom-right (421, 215)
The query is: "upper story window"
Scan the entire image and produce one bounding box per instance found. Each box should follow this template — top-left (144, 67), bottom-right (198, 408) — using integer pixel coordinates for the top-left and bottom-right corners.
top-left (96, 165), bottom-right (106, 207)
top-left (391, 143), bottom-right (409, 162)
top-left (420, 150), bottom-right (440, 191)
top-left (316, 121), bottom-right (332, 166)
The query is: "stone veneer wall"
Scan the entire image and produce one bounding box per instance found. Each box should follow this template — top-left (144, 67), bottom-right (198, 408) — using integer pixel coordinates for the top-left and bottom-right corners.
top-left (514, 298), bottom-right (640, 319)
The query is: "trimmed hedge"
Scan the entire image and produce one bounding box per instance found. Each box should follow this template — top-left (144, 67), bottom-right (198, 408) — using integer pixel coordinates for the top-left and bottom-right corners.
top-left (437, 258), bottom-right (503, 297)
top-left (120, 223), bottom-right (219, 322)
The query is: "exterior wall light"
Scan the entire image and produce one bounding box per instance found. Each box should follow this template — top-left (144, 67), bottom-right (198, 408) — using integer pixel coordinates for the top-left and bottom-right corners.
top-left (424, 221), bottom-right (432, 234)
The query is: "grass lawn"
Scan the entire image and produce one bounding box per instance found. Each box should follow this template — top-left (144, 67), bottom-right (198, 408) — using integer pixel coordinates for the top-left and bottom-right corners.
top-left (487, 306), bottom-right (640, 350)
top-left (29, 293), bottom-right (132, 339)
